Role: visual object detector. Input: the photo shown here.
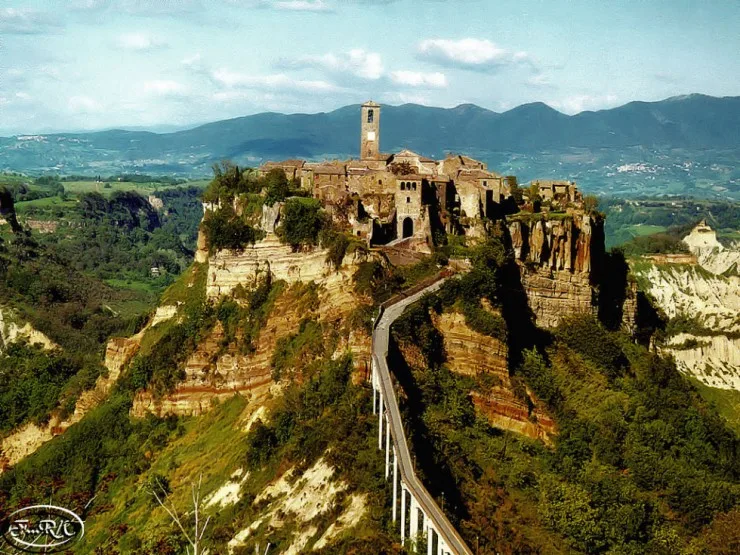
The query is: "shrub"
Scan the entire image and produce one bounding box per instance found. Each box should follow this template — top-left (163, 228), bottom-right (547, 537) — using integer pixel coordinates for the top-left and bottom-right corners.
top-left (276, 198), bottom-right (324, 249)
top-left (555, 315), bottom-right (628, 378)
top-left (201, 203), bottom-right (261, 252)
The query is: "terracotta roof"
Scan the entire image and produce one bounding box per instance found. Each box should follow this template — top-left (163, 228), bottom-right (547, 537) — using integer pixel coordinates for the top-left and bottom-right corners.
top-left (394, 149), bottom-right (421, 158)
top-left (262, 159), bottom-right (305, 168)
top-left (458, 169), bottom-right (497, 180)
top-left (312, 165), bottom-right (346, 175)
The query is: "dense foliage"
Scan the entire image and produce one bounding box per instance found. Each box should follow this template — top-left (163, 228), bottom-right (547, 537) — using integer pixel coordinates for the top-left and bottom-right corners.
top-left (201, 202), bottom-right (262, 252)
top-left (0, 343), bottom-right (80, 432)
top-left (389, 232), bottom-right (740, 554)
top-left (276, 197), bottom-right (324, 249)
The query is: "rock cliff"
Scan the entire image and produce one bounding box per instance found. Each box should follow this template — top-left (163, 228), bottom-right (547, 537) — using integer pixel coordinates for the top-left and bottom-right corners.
top-left (0, 332), bottom-right (142, 470)
top-left (632, 222), bottom-right (740, 394)
top-left (507, 214), bottom-right (603, 328)
top-left (0, 307), bottom-right (58, 352)
top-left (133, 237), bottom-right (372, 417)
top-left (434, 311), bottom-right (555, 441)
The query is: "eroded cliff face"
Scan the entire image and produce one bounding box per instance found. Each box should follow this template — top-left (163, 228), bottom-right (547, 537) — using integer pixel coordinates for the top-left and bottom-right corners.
top-left (0, 307), bottom-right (58, 352)
top-left (640, 264), bottom-right (740, 332)
top-left (0, 332), bottom-right (142, 470)
top-left (508, 214), bottom-right (603, 328)
top-left (433, 311), bottom-right (555, 442)
top-left (133, 239), bottom-right (372, 417)
top-left (634, 261), bottom-right (740, 390)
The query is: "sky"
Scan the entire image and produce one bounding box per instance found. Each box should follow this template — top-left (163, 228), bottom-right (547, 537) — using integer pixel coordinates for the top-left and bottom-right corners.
top-left (0, 0), bottom-right (739, 135)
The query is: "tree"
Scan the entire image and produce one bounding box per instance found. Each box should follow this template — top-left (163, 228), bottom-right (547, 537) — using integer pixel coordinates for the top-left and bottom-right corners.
top-left (583, 195), bottom-right (599, 213)
top-left (263, 168), bottom-right (290, 206)
top-left (276, 198), bottom-right (324, 249)
top-left (146, 473), bottom-right (212, 555)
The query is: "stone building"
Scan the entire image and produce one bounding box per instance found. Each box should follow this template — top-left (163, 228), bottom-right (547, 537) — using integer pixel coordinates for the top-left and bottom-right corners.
top-left (259, 101), bottom-right (583, 249)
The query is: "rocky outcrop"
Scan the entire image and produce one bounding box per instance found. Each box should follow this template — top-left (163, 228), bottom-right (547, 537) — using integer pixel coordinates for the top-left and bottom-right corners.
top-left (0, 307), bottom-right (58, 352)
top-left (684, 220), bottom-right (740, 275)
top-left (664, 333), bottom-right (740, 390)
top-left (0, 187), bottom-right (21, 233)
top-left (639, 264), bottom-right (740, 332)
top-left (132, 280), bottom-right (371, 418)
top-left (434, 310), bottom-right (555, 442)
top-left (206, 235), bottom-right (366, 300)
top-left (508, 214), bottom-right (602, 328)
top-left (0, 333), bottom-right (141, 470)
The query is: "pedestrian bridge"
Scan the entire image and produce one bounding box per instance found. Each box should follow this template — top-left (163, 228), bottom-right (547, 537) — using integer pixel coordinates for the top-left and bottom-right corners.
top-left (371, 277), bottom-right (473, 555)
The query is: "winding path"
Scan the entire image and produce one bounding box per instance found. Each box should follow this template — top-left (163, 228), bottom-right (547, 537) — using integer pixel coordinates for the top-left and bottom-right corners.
top-left (371, 277), bottom-right (473, 555)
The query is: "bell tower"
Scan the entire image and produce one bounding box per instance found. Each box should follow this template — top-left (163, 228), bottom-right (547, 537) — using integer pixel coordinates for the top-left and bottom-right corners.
top-left (360, 100), bottom-right (380, 160)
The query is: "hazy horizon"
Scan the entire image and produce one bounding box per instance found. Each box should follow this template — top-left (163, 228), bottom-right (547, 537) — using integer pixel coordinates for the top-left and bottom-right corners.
top-left (2, 1), bottom-right (739, 135)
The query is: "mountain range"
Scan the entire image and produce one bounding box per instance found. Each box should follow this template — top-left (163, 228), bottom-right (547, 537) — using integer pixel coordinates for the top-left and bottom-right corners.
top-left (2, 94), bottom-right (740, 186)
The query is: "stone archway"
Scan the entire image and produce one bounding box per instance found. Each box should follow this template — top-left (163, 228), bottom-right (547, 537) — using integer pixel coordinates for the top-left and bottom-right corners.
top-left (402, 217), bottom-right (414, 238)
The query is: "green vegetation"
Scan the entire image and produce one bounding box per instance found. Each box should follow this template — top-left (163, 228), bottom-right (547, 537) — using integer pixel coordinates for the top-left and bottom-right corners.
top-left (621, 231), bottom-right (691, 257)
top-left (202, 202), bottom-right (262, 252)
top-left (276, 197), bottom-right (324, 249)
top-left (603, 198), bottom-right (740, 249)
top-left (0, 176), bottom-right (204, 437)
top-left (0, 343), bottom-right (80, 432)
top-left (389, 229), bottom-right (740, 554)
top-left (691, 379), bottom-right (740, 435)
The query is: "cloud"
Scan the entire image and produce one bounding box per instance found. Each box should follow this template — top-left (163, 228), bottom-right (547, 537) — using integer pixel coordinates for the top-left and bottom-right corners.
top-left (211, 69), bottom-right (341, 93)
top-left (526, 73), bottom-right (554, 88)
top-left (390, 70), bottom-right (447, 88)
top-left (143, 80), bottom-right (188, 96)
top-left (417, 38), bottom-right (534, 72)
top-left (116, 32), bottom-right (168, 51)
top-left (0, 7), bottom-right (62, 34)
top-left (278, 49), bottom-right (383, 80)
top-left (272, 0), bottom-right (332, 11)
top-left (71, 0), bottom-right (203, 16)
top-left (68, 95), bottom-right (103, 114)
top-left (549, 94), bottom-right (619, 114)
top-left (181, 53), bottom-right (203, 68)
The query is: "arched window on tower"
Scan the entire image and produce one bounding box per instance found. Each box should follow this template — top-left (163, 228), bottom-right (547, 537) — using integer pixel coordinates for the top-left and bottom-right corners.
top-left (412, 182), bottom-right (417, 191)
top-left (367, 109), bottom-right (374, 123)
top-left (400, 182), bottom-right (405, 190)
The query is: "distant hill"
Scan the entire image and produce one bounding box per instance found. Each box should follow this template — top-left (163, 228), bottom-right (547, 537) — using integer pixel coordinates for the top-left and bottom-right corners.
top-left (2, 94), bottom-right (740, 191)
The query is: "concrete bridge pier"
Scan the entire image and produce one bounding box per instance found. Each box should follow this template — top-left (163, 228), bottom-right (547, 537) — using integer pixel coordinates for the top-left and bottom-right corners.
top-left (378, 389), bottom-right (384, 450)
top-left (385, 414), bottom-right (391, 478)
top-left (410, 496), bottom-right (420, 542)
top-left (392, 446), bottom-right (398, 521)
top-left (400, 485), bottom-right (408, 544)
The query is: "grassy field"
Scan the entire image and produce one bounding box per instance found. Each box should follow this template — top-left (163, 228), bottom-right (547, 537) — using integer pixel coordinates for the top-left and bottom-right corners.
top-left (13, 196), bottom-right (77, 213)
top-left (60, 179), bottom-right (209, 195)
top-left (622, 223), bottom-right (667, 237)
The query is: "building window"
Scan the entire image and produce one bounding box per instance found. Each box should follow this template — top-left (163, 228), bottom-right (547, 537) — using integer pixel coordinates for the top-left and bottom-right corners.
top-left (483, 180), bottom-right (488, 187)
top-left (379, 179), bottom-right (382, 185)
top-left (400, 182), bottom-right (405, 190)
top-left (406, 197), bottom-right (410, 203)
top-left (367, 109), bottom-right (374, 123)
top-left (412, 182), bottom-right (417, 191)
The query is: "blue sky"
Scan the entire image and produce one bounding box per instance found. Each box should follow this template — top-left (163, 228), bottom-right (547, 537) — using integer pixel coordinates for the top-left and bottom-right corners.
top-left (1, 0), bottom-right (738, 135)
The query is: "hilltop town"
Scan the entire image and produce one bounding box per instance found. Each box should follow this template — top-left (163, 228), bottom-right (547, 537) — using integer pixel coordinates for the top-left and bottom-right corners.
top-left (257, 101), bottom-right (585, 254)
